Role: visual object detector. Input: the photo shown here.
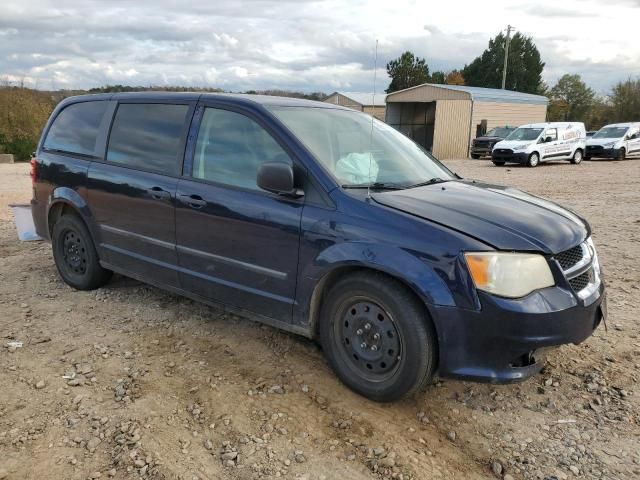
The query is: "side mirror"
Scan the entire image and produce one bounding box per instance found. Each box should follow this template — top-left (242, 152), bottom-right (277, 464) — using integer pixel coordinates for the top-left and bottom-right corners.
top-left (545, 136), bottom-right (553, 143)
top-left (257, 162), bottom-right (303, 197)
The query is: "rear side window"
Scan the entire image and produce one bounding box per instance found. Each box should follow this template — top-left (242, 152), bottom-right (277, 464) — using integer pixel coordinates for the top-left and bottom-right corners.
top-left (44, 101), bottom-right (109, 156)
top-left (107, 104), bottom-right (190, 175)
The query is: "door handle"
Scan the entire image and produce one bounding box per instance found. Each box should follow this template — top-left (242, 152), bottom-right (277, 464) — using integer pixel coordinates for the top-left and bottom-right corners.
top-left (178, 193), bottom-right (207, 209)
top-left (148, 187), bottom-right (172, 200)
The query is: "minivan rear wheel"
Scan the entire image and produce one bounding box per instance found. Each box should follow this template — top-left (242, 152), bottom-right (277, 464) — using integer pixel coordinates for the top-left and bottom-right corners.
top-left (52, 214), bottom-right (112, 290)
top-left (319, 272), bottom-right (437, 402)
top-left (570, 149), bottom-right (583, 164)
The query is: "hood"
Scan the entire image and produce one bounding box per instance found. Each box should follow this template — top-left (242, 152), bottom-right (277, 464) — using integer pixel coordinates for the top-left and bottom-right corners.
top-left (474, 136), bottom-right (503, 142)
top-left (586, 137), bottom-right (620, 145)
top-left (493, 140), bottom-right (533, 150)
top-left (371, 181), bottom-right (589, 253)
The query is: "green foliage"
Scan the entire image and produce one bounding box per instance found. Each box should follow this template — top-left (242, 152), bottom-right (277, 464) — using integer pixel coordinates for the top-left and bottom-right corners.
top-left (462, 32), bottom-right (545, 94)
top-left (429, 71), bottom-right (446, 84)
top-left (548, 74), bottom-right (595, 122)
top-left (385, 51), bottom-right (430, 93)
top-left (0, 87), bottom-right (56, 161)
top-left (610, 78), bottom-right (640, 122)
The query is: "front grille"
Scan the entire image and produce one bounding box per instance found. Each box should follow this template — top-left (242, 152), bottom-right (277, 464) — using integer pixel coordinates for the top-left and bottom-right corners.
top-left (569, 270), bottom-right (592, 291)
top-left (494, 148), bottom-right (513, 155)
top-left (474, 141), bottom-right (491, 148)
top-left (555, 245), bottom-right (584, 270)
top-left (586, 145), bottom-right (603, 152)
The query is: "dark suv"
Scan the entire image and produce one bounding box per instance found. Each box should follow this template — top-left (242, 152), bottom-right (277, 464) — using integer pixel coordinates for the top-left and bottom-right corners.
top-left (470, 126), bottom-right (516, 159)
top-left (31, 93), bottom-right (606, 401)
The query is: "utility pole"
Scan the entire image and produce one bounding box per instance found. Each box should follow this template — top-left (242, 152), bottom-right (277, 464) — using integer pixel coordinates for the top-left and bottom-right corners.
top-left (501, 24), bottom-right (514, 90)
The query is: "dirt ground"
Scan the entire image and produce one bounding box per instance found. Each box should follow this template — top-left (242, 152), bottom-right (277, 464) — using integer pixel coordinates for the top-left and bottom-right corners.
top-left (0, 158), bottom-right (638, 480)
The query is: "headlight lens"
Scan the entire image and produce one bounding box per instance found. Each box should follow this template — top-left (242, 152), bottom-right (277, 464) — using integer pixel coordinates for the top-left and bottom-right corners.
top-left (464, 252), bottom-right (555, 298)
top-left (603, 142), bottom-right (615, 148)
top-left (512, 144), bottom-right (530, 152)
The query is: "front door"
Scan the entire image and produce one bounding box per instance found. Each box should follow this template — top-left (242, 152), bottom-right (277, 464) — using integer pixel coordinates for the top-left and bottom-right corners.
top-left (87, 101), bottom-right (194, 287)
top-left (175, 104), bottom-right (303, 321)
top-left (626, 127), bottom-right (640, 155)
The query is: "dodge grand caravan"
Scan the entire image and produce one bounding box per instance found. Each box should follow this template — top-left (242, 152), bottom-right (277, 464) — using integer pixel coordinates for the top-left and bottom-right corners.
top-left (31, 93), bottom-right (606, 401)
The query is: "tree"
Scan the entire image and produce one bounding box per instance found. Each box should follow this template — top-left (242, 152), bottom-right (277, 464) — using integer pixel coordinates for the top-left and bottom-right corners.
top-left (385, 51), bottom-right (430, 93)
top-left (548, 74), bottom-right (595, 122)
top-left (610, 78), bottom-right (640, 122)
top-left (445, 70), bottom-right (465, 85)
top-left (462, 32), bottom-right (545, 94)
top-left (429, 71), bottom-right (446, 84)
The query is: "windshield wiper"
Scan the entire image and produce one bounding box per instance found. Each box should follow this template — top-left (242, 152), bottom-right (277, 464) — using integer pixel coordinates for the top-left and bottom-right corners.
top-left (341, 182), bottom-right (406, 190)
top-left (404, 177), bottom-right (450, 189)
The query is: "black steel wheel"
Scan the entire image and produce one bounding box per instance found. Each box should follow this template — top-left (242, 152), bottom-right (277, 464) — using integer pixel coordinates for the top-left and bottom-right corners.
top-left (52, 214), bottom-right (112, 290)
top-left (334, 298), bottom-right (402, 382)
top-left (319, 272), bottom-right (437, 402)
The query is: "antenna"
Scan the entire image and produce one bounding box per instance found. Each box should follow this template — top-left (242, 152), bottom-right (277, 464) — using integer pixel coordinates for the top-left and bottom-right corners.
top-left (367, 39), bottom-right (379, 199)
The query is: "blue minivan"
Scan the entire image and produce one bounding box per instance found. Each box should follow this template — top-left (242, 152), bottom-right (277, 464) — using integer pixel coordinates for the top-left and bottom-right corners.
top-left (31, 93), bottom-right (606, 401)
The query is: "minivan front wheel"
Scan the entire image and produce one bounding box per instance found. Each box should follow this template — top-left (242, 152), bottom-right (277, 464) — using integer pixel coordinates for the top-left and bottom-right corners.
top-left (319, 272), bottom-right (437, 402)
top-left (527, 152), bottom-right (540, 167)
top-left (52, 214), bottom-right (112, 290)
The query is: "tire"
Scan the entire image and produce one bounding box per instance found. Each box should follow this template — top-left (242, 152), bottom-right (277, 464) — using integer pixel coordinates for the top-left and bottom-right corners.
top-left (471, 154), bottom-right (480, 159)
top-left (492, 161), bottom-right (505, 166)
top-left (319, 272), bottom-right (437, 402)
top-left (616, 148), bottom-right (626, 161)
top-left (52, 214), bottom-right (112, 290)
top-left (527, 152), bottom-right (540, 168)
top-left (570, 149), bottom-right (583, 164)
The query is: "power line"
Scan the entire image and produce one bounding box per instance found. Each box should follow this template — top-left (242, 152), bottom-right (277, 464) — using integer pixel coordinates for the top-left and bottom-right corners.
top-left (502, 24), bottom-right (514, 90)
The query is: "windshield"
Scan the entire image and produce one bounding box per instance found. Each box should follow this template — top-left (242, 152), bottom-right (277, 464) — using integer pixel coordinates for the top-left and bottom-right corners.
top-left (505, 127), bottom-right (543, 141)
top-left (593, 127), bottom-right (628, 139)
top-left (269, 107), bottom-right (455, 187)
top-left (485, 127), bottom-right (514, 138)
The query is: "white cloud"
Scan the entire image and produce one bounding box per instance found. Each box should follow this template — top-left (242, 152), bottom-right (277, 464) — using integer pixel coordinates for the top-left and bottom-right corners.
top-left (0, 0), bottom-right (638, 94)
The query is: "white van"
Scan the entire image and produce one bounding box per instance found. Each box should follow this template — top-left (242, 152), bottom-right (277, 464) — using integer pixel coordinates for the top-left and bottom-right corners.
top-left (491, 122), bottom-right (586, 167)
top-left (585, 122), bottom-right (640, 160)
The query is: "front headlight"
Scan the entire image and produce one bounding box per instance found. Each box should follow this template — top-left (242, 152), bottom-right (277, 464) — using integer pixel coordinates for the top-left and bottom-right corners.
top-left (464, 252), bottom-right (555, 298)
top-left (512, 144), bottom-right (530, 152)
top-left (603, 142), bottom-right (615, 148)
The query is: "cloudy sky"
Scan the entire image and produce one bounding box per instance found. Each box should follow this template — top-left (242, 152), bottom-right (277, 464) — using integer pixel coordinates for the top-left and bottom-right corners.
top-left (1, 0), bottom-right (638, 95)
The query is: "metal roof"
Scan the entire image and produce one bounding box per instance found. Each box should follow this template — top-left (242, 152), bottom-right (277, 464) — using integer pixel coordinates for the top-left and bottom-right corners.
top-left (326, 91), bottom-right (387, 107)
top-left (387, 84), bottom-right (548, 105)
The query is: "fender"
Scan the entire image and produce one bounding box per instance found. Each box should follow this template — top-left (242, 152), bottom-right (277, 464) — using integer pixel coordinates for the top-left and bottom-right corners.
top-left (315, 242), bottom-right (455, 305)
top-left (47, 187), bottom-right (102, 246)
top-left (293, 241), bottom-right (465, 336)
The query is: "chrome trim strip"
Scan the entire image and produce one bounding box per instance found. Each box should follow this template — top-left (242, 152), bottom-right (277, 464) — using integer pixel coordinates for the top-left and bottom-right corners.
top-left (562, 242), bottom-right (592, 278)
top-left (101, 224), bottom-right (175, 250)
top-left (101, 244), bottom-right (294, 304)
top-left (176, 245), bottom-right (288, 280)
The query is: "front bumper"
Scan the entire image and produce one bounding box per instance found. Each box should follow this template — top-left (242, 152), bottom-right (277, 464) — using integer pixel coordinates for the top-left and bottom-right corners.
top-left (586, 146), bottom-right (617, 159)
top-left (491, 151), bottom-right (529, 164)
top-left (471, 147), bottom-right (492, 157)
top-left (432, 282), bottom-right (605, 383)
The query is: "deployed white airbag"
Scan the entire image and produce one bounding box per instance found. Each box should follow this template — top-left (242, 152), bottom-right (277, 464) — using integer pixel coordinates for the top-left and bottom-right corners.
top-left (335, 152), bottom-right (378, 184)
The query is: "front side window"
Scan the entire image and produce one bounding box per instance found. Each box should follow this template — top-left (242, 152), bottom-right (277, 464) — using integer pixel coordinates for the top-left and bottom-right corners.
top-left (44, 101), bottom-right (109, 156)
top-left (544, 128), bottom-right (558, 141)
top-left (269, 107), bottom-right (454, 187)
top-left (107, 103), bottom-right (190, 175)
top-left (192, 108), bottom-right (292, 190)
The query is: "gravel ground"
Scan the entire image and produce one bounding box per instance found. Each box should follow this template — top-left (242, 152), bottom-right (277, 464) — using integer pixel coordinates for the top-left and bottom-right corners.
top-left (0, 158), bottom-right (638, 480)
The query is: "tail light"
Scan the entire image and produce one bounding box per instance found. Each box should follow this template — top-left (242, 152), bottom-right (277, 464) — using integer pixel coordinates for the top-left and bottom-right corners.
top-left (30, 157), bottom-right (37, 185)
